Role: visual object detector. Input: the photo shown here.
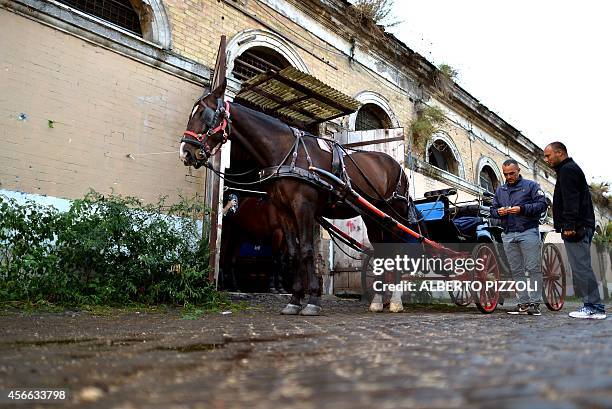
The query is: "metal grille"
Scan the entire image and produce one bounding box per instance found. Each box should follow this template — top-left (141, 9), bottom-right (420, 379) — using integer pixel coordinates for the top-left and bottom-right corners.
top-left (355, 104), bottom-right (389, 131)
top-left (232, 47), bottom-right (290, 82)
top-left (429, 145), bottom-right (450, 172)
top-left (57, 0), bottom-right (142, 35)
top-left (479, 166), bottom-right (499, 193)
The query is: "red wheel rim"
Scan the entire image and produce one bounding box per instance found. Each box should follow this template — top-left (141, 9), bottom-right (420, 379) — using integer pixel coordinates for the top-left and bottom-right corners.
top-left (450, 286), bottom-right (472, 306)
top-left (542, 244), bottom-right (566, 311)
top-left (475, 245), bottom-right (500, 313)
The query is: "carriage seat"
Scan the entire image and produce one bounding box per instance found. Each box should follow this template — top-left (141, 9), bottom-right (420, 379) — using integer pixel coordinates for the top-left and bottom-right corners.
top-left (453, 216), bottom-right (484, 237)
top-left (414, 200), bottom-right (446, 221)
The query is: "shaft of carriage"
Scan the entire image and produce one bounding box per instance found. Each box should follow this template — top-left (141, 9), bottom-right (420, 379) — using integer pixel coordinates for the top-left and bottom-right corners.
top-left (309, 166), bottom-right (464, 257)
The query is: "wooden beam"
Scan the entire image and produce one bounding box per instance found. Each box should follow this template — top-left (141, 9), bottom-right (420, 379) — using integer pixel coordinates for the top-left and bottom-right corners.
top-left (249, 86), bottom-right (322, 122)
top-left (272, 73), bottom-right (355, 114)
top-left (270, 94), bottom-right (311, 113)
top-left (343, 135), bottom-right (404, 148)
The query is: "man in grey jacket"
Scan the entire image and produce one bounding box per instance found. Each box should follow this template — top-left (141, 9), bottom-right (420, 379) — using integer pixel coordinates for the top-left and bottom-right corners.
top-left (491, 159), bottom-right (548, 315)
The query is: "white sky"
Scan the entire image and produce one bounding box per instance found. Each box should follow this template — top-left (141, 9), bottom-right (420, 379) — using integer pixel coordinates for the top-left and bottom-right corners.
top-left (388, 0), bottom-right (611, 183)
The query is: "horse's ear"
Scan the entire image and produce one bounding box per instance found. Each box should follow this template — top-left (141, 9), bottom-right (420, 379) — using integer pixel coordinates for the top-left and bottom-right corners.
top-left (211, 78), bottom-right (227, 100)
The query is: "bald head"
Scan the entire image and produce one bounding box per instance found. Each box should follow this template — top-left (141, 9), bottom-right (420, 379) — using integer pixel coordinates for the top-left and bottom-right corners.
top-left (544, 141), bottom-right (568, 167)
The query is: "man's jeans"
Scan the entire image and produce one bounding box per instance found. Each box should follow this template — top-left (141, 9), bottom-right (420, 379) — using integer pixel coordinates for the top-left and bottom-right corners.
top-left (564, 227), bottom-right (603, 307)
top-left (502, 227), bottom-right (542, 305)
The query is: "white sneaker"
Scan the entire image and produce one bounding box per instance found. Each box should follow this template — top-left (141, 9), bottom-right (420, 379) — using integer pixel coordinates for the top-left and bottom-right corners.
top-left (568, 306), bottom-right (607, 320)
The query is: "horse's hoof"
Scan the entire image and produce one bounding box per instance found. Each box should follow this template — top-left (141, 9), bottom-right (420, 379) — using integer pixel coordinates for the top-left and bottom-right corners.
top-left (369, 302), bottom-right (384, 313)
top-left (389, 302), bottom-right (404, 313)
top-left (299, 304), bottom-right (322, 316)
top-left (280, 303), bottom-right (301, 315)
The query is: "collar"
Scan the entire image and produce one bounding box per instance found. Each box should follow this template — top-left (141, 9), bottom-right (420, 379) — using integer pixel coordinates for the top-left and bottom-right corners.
top-left (503, 175), bottom-right (524, 189)
top-left (554, 157), bottom-right (573, 173)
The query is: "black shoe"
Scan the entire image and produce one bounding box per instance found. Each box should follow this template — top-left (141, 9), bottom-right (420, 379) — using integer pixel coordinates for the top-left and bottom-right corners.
top-left (507, 304), bottom-right (529, 315)
top-left (528, 303), bottom-right (541, 316)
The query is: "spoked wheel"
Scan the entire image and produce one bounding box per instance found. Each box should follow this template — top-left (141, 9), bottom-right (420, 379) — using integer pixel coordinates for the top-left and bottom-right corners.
top-left (542, 243), bottom-right (566, 311)
top-left (449, 285), bottom-right (472, 306)
top-left (471, 243), bottom-right (501, 314)
top-left (361, 253), bottom-right (376, 303)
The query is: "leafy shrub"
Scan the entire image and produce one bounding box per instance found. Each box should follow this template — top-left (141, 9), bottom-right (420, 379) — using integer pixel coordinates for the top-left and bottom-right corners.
top-left (0, 191), bottom-right (214, 307)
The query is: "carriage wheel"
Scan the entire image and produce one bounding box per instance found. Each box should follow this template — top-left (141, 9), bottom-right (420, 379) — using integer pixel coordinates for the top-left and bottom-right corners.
top-left (471, 243), bottom-right (501, 314)
top-left (361, 253), bottom-right (376, 302)
top-left (542, 243), bottom-right (566, 311)
top-left (449, 287), bottom-right (472, 306)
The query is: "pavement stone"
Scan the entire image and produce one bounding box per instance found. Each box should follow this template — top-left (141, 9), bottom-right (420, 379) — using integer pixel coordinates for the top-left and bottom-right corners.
top-left (0, 296), bottom-right (610, 409)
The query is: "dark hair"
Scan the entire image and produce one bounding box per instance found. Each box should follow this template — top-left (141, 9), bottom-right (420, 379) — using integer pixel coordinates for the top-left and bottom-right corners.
top-left (502, 158), bottom-right (519, 167)
top-left (547, 141), bottom-right (567, 153)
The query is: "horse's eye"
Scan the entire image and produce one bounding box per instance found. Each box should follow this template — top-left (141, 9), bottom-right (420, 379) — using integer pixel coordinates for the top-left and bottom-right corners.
top-left (201, 107), bottom-right (215, 126)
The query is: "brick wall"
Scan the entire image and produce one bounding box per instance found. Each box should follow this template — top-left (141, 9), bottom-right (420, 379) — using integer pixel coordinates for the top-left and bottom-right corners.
top-left (0, 9), bottom-right (207, 204)
top-left (0, 0), bottom-right (557, 205)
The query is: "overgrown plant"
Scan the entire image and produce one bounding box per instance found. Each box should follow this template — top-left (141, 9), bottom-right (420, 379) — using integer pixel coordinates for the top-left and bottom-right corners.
top-left (435, 63), bottom-right (458, 98)
top-left (589, 182), bottom-right (612, 213)
top-left (594, 221), bottom-right (612, 248)
top-left (409, 104), bottom-right (446, 153)
top-left (349, 0), bottom-right (402, 33)
top-left (0, 191), bottom-right (219, 308)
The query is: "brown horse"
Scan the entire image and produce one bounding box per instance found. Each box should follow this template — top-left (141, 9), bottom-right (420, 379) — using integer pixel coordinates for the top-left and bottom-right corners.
top-left (180, 79), bottom-right (419, 315)
top-left (220, 195), bottom-right (289, 293)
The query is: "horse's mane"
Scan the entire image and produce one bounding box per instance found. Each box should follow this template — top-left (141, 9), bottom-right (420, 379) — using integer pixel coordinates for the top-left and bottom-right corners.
top-left (233, 103), bottom-right (291, 133)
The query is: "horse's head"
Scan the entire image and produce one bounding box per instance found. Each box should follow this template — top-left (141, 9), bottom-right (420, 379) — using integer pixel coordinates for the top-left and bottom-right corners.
top-left (179, 79), bottom-right (230, 168)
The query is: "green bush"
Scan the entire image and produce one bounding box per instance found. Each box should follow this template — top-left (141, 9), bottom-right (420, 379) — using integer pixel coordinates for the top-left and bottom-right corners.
top-left (0, 191), bottom-right (215, 307)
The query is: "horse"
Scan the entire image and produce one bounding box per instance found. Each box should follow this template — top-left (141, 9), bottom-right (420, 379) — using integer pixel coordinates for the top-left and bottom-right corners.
top-left (179, 79), bottom-right (423, 315)
top-left (219, 195), bottom-right (289, 293)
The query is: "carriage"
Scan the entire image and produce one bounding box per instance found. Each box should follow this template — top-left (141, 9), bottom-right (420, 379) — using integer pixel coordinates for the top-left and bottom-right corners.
top-left (336, 184), bottom-right (568, 314)
top-left (179, 43), bottom-right (567, 315)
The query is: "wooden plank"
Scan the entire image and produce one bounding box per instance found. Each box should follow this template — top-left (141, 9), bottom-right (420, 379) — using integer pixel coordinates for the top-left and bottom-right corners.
top-left (237, 70), bottom-right (278, 94)
top-left (270, 94), bottom-right (312, 113)
top-left (211, 35), bottom-right (227, 90)
top-left (249, 86), bottom-right (322, 122)
top-left (273, 73), bottom-right (355, 115)
top-left (344, 135), bottom-right (404, 148)
top-left (208, 35), bottom-right (227, 283)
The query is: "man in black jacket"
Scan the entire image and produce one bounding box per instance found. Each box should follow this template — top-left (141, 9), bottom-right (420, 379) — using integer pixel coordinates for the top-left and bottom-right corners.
top-left (544, 142), bottom-right (606, 319)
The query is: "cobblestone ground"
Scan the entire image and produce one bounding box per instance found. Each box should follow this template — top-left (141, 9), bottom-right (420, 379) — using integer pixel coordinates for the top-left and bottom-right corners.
top-left (1, 295), bottom-right (611, 409)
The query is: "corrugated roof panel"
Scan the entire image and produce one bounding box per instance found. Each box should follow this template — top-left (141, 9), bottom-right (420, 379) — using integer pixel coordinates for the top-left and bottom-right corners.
top-left (235, 67), bottom-right (360, 128)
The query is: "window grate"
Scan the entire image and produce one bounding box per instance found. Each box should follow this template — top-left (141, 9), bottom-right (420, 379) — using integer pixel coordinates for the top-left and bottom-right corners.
top-left (355, 104), bottom-right (390, 131)
top-left (232, 48), bottom-right (289, 82)
top-left (57, 0), bottom-right (142, 35)
top-left (479, 166), bottom-right (499, 193)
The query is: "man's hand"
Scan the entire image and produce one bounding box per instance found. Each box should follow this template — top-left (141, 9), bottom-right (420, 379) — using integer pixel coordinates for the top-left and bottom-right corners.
top-left (507, 206), bottom-right (521, 215)
top-left (562, 230), bottom-right (576, 239)
top-left (498, 207), bottom-right (509, 216)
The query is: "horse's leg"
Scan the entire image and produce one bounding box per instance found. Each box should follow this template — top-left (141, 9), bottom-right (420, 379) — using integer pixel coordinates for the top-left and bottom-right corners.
top-left (278, 213), bottom-right (303, 315)
top-left (363, 208), bottom-right (406, 313)
top-left (270, 228), bottom-right (285, 293)
top-left (387, 199), bottom-right (411, 313)
top-left (295, 203), bottom-right (321, 316)
top-left (362, 220), bottom-right (386, 312)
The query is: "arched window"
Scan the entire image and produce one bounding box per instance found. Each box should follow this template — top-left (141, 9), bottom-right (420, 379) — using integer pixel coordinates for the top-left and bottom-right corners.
top-left (56, 0), bottom-right (142, 35)
top-left (231, 47), bottom-right (291, 82)
top-left (354, 103), bottom-right (392, 131)
top-left (479, 165), bottom-right (500, 193)
top-left (427, 139), bottom-right (460, 176)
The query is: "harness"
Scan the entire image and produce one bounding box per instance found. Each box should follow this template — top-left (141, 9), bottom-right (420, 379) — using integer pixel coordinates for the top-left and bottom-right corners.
top-left (181, 97), bottom-right (231, 158)
top-left (182, 100), bottom-right (409, 219)
top-left (258, 127), bottom-right (346, 192)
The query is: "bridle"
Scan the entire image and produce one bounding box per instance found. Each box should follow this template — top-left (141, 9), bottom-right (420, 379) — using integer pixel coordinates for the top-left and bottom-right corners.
top-left (181, 97), bottom-right (231, 158)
